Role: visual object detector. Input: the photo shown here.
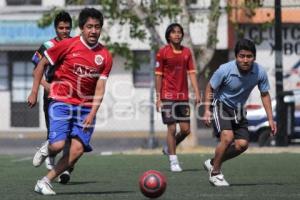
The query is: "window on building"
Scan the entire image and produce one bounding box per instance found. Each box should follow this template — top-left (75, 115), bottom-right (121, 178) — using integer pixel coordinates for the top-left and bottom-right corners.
top-left (0, 53), bottom-right (9, 91)
top-left (0, 65), bottom-right (8, 91)
top-left (244, 0), bottom-right (263, 7)
top-left (12, 61), bottom-right (34, 102)
top-left (67, 0), bottom-right (99, 5)
top-left (6, 0), bottom-right (41, 5)
top-left (133, 51), bottom-right (152, 88)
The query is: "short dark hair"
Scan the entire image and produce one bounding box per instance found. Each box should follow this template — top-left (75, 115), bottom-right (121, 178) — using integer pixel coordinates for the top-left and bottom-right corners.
top-left (234, 38), bottom-right (256, 58)
top-left (54, 11), bottom-right (72, 28)
top-left (165, 23), bottom-right (184, 43)
top-left (78, 8), bottom-right (103, 29)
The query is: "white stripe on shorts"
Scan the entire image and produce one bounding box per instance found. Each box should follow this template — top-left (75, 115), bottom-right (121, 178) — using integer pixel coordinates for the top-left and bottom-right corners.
top-left (212, 99), bottom-right (221, 133)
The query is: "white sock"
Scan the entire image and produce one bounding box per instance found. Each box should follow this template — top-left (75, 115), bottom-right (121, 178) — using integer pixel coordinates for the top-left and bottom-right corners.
top-left (169, 155), bottom-right (178, 163)
top-left (42, 176), bottom-right (50, 183)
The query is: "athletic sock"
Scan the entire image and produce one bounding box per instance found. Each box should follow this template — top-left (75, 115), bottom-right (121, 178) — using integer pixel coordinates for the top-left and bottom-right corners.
top-left (169, 155), bottom-right (178, 163)
top-left (211, 171), bottom-right (221, 176)
top-left (42, 176), bottom-right (50, 183)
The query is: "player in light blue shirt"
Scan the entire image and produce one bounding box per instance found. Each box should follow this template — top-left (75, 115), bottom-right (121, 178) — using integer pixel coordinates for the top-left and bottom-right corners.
top-left (202, 38), bottom-right (277, 186)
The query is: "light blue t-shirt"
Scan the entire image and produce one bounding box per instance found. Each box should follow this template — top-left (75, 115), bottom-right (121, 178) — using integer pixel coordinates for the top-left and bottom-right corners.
top-left (210, 60), bottom-right (270, 109)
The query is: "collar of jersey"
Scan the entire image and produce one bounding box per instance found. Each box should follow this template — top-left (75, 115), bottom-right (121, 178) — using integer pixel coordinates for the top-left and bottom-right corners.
top-left (80, 36), bottom-right (99, 50)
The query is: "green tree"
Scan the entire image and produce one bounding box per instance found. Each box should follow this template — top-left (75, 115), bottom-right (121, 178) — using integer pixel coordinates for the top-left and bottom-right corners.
top-left (38, 0), bottom-right (223, 73)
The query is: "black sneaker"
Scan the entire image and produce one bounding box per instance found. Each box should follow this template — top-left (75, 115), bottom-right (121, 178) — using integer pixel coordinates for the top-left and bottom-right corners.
top-left (58, 171), bottom-right (70, 184)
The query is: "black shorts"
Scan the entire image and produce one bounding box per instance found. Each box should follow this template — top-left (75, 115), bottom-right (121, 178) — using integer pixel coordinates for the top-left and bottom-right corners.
top-left (211, 99), bottom-right (249, 141)
top-left (161, 100), bottom-right (190, 124)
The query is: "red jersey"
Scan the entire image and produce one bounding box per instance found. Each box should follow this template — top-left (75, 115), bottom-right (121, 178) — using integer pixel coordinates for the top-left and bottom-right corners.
top-left (44, 36), bottom-right (113, 106)
top-left (155, 45), bottom-right (196, 101)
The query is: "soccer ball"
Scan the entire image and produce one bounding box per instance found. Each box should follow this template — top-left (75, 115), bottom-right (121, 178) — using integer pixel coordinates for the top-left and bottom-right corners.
top-left (139, 170), bottom-right (167, 198)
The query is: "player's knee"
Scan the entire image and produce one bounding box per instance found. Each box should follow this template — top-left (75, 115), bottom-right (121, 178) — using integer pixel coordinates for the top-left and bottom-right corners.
top-left (181, 128), bottom-right (190, 136)
top-left (167, 125), bottom-right (177, 135)
top-left (48, 141), bottom-right (65, 154)
top-left (235, 142), bottom-right (248, 152)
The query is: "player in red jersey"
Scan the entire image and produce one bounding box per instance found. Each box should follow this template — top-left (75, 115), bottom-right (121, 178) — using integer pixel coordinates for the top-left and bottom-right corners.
top-left (155, 23), bottom-right (200, 172)
top-left (31, 10), bottom-right (73, 184)
top-left (27, 8), bottom-right (113, 195)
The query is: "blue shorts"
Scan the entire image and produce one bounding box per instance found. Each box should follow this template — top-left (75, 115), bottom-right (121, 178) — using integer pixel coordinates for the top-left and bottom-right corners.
top-left (48, 101), bottom-right (95, 152)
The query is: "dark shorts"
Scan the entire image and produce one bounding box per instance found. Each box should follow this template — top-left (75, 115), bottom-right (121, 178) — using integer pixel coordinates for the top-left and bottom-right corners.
top-left (161, 100), bottom-right (190, 124)
top-left (211, 99), bottom-right (249, 141)
top-left (43, 90), bottom-right (52, 139)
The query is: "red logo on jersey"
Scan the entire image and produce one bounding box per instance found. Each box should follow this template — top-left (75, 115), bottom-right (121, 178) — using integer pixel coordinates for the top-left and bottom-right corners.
top-left (95, 55), bottom-right (104, 65)
top-left (73, 64), bottom-right (99, 77)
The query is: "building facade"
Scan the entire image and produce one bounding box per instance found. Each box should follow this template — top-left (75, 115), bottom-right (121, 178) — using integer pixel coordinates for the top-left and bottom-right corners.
top-left (0, 0), bottom-right (228, 132)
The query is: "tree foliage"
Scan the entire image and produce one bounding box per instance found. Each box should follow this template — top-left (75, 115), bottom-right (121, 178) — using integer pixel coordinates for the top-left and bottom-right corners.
top-left (37, 0), bottom-right (226, 73)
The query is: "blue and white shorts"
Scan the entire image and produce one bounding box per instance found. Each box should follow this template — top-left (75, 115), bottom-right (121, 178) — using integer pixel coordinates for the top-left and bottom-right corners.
top-left (48, 101), bottom-right (95, 152)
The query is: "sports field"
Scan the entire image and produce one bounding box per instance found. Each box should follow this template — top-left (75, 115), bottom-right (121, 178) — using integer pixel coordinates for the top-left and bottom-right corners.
top-left (1, 153), bottom-right (300, 200)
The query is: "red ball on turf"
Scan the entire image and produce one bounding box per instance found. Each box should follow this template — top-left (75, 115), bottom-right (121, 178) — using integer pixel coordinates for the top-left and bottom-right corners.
top-left (139, 170), bottom-right (167, 198)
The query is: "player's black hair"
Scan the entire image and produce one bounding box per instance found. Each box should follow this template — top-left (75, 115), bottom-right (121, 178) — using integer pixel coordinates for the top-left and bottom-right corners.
top-left (78, 8), bottom-right (103, 29)
top-left (54, 11), bottom-right (72, 28)
top-left (234, 38), bottom-right (256, 58)
top-left (165, 23), bottom-right (184, 43)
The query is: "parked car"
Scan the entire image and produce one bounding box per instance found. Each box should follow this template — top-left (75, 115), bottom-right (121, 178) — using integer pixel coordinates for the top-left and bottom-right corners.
top-left (247, 98), bottom-right (300, 146)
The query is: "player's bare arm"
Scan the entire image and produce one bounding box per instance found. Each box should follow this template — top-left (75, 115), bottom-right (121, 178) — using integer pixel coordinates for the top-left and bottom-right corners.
top-left (82, 78), bottom-right (106, 131)
top-left (261, 91), bottom-right (277, 135)
top-left (155, 74), bottom-right (162, 112)
top-left (188, 72), bottom-right (201, 105)
top-left (203, 83), bottom-right (213, 126)
top-left (27, 57), bottom-right (50, 108)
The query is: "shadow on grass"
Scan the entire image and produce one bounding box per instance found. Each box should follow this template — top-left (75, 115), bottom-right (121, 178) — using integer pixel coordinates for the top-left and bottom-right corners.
top-left (58, 190), bottom-right (135, 195)
top-left (182, 168), bottom-right (203, 172)
top-left (66, 181), bottom-right (98, 185)
top-left (230, 182), bottom-right (284, 186)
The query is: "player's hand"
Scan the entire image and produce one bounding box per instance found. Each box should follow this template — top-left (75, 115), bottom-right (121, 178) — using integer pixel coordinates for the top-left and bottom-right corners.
top-left (203, 110), bottom-right (212, 127)
top-left (269, 120), bottom-right (277, 136)
top-left (195, 93), bottom-right (201, 106)
top-left (82, 113), bottom-right (95, 132)
top-left (156, 99), bottom-right (162, 112)
top-left (27, 92), bottom-right (38, 108)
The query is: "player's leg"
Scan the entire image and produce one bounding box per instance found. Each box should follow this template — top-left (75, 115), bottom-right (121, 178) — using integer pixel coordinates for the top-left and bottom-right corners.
top-left (33, 99), bottom-right (64, 167)
top-left (57, 138), bottom-right (74, 184)
top-left (175, 101), bottom-right (191, 145)
top-left (161, 101), bottom-right (175, 155)
top-left (167, 123), bottom-right (182, 172)
top-left (220, 110), bottom-right (249, 162)
top-left (204, 101), bottom-right (232, 186)
top-left (43, 95), bottom-right (56, 170)
top-left (34, 102), bottom-right (71, 195)
top-left (35, 138), bottom-right (83, 195)
top-left (211, 130), bottom-right (234, 173)
top-left (177, 122), bottom-right (190, 145)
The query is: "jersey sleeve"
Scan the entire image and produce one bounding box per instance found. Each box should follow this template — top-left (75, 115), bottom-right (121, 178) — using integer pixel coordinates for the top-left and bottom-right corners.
top-left (210, 65), bottom-right (226, 90)
top-left (155, 49), bottom-right (164, 76)
top-left (258, 67), bottom-right (270, 92)
top-left (44, 39), bottom-right (70, 66)
top-left (187, 49), bottom-right (196, 74)
top-left (31, 44), bottom-right (46, 67)
top-left (99, 51), bottom-right (113, 80)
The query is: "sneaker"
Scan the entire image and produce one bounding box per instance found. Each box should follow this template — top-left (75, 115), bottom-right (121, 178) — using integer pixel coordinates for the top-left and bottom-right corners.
top-left (203, 159), bottom-right (213, 173)
top-left (170, 161), bottom-right (182, 172)
top-left (34, 179), bottom-right (56, 195)
top-left (33, 141), bottom-right (49, 167)
top-left (209, 173), bottom-right (230, 186)
top-left (57, 170), bottom-right (70, 184)
top-left (45, 156), bottom-right (55, 170)
top-left (162, 146), bottom-right (169, 155)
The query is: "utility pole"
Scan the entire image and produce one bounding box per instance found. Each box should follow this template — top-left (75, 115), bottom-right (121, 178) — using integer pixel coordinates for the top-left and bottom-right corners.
top-left (147, 47), bottom-right (157, 149)
top-left (274, 0), bottom-right (288, 146)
